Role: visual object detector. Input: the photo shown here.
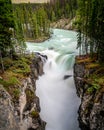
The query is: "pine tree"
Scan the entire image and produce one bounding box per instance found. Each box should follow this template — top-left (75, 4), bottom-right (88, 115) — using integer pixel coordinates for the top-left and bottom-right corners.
top-left (0, 0), bottom-right (14, 55)
top-left (76, 0), bottom-right (104, 63)
top-left (0, 0), bottom-right (14, 72)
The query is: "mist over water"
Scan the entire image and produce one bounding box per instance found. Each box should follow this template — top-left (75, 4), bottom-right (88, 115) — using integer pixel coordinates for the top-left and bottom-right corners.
top-left (26, 29), bottom-right (81, 130)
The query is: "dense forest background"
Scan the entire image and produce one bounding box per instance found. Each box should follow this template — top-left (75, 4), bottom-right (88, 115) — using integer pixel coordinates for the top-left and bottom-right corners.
top-left (0, 0), bottom-right (104, 72)
top-left (12, 0), bottom-right (77, 42)
top-left (76, 0), bottom-right (104, 63)
top-left (13, 4), bottom-right (50, 42)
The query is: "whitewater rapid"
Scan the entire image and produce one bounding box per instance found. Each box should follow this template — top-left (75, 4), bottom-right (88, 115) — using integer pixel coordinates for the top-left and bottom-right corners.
top-left (26, 29), bottom-right (81, 130)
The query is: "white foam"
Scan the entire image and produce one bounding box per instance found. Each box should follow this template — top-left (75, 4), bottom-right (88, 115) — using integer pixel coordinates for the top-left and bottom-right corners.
top-left (60, 38), bottom-right (71, 42)
top-left (27, 29), bottom-right (80, 130)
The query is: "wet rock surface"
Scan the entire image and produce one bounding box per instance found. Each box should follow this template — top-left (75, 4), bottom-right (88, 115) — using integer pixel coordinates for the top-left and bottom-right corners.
top-left (74, 62), bottom-right (104, 130)
top-left (0, 54), bottom-right (47, 130)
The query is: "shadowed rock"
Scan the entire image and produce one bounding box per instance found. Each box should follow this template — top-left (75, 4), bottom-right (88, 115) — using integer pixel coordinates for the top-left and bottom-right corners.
top-left (63, 75), bottom-right (72, 80)
top-left (48, 47), bottom-right (54, 50)
top-left (35, 52), bottom-right (48, 60)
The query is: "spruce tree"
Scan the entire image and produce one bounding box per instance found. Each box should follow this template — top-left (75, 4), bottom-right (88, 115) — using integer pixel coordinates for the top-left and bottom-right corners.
top-left (76, 0), bottom-right (104, 63)
top-left (0, 0), bottom-right (14, 55)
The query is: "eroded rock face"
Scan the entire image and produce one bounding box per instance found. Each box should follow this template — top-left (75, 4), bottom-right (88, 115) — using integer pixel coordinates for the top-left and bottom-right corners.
top-left (74, 63), bottom-right (104, 130)
top-left (0, 54), bottom-right (47, 130)
top-left (20, 55), bottom-right (46, 130)
top-left (74, 63), bottom-right (86, 98)
top-left (0, 85), bottom-right (19, 130)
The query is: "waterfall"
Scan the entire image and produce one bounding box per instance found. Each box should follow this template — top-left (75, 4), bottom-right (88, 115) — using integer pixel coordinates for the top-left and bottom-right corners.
top-left (26, 29), bottom-right (81, 130)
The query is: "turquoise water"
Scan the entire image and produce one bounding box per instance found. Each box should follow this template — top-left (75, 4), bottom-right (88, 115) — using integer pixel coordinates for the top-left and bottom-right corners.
top-left (26, 29), bottom-right (80, 130)
top-left (26, 29), bottom-right (78, 70)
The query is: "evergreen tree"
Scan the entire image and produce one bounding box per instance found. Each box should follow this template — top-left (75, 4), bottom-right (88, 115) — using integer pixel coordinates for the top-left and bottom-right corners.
top-left (76, 0), bottom-right (104, 63)
top-left (13, 6), bottom-right (26, 53)
top-left (13, 4), bottom-right (50, 41)
top-left (0, 0), bottom-right (14, 55)
top-left (0, 0), bottom-right (15, 72)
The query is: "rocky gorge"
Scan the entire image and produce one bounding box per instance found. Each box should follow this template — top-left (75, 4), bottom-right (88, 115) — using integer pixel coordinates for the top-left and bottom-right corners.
top-left (74, 56), bottom-right (104, 130)
top-left (1, 28), bottom-right (104, 130)
top-left (0, 53), bottom-right (47, 130)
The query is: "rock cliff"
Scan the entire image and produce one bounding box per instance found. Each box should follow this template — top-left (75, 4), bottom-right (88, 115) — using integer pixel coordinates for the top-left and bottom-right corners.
top-left (74, 58), bottom-right (104, 130)
top-left (0, 85), bottom-right (19, 130)
top-left (0, 54), bottom-right (46, 130)
top-left (50, 18), bottom-right (76, 30)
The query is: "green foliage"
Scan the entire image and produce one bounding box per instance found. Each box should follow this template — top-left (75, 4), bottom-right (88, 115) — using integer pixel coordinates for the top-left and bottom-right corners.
top-left (13, 4), bottom-right (50, 42)
top-left (0, 0), bottom-right (14, 54)
top-left (25, 89), bottom-right (35, 104)
top-left (0, 76), bottom-right (20, 102)
top-left (87, 87), bottom-right (94, 93)
top-left (13, 88), bottom-right (20, 96)
top-left (87, 75), bottom-right (104, 93)
top-left (76, 0), bottom-right (104, 63)
top-left (0, 77), bottom-right (20, 87)
top-left (0, 55), bottom-right (34, 103)
top-left (45, 0), bottom-right (78, 21)
top-left (0, 55), bottom-right (32, 82)
top-left (87, 83), bottom-right (100, 93)
top-left (13, 6), bottom-right (26, 52)
top-left (0, 57), bottom-right (13, 69)
top-left (92, 83), bottom-right (100, 90)
top-left (0, 56), bottom-right (31, 75)
top-left (30, 110), bottom-right (39, 118)
top-left (11, 57), bottom-right (31, 76)
top-left (12, 88), bottom-right (20, 100)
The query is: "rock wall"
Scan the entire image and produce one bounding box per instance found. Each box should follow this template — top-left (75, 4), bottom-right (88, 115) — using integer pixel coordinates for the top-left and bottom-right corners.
top-left (50, 18), bottom-right (76, 30)
top-left (74, 62), bottom-right (104, 130)
top-left (0, 54), bottom-right (46, 130)
top-left (0, 85), bottom-right (19, 130)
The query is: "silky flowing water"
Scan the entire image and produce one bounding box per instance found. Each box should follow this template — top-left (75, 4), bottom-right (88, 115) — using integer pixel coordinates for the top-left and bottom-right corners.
top-left (26, 29), bottom-right (81, 130)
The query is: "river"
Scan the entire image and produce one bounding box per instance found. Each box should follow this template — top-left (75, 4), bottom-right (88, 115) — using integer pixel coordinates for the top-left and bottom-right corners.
top-left (26, 29), bottom-right (81, 130)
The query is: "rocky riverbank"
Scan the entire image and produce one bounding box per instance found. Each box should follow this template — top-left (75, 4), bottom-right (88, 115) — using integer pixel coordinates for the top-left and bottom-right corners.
top-left (74, 56), bottom-right (104, 130)
top-left (50, 18), bottom-right (76, 30)
top-left (0, 53), bottom-right (47, 130)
